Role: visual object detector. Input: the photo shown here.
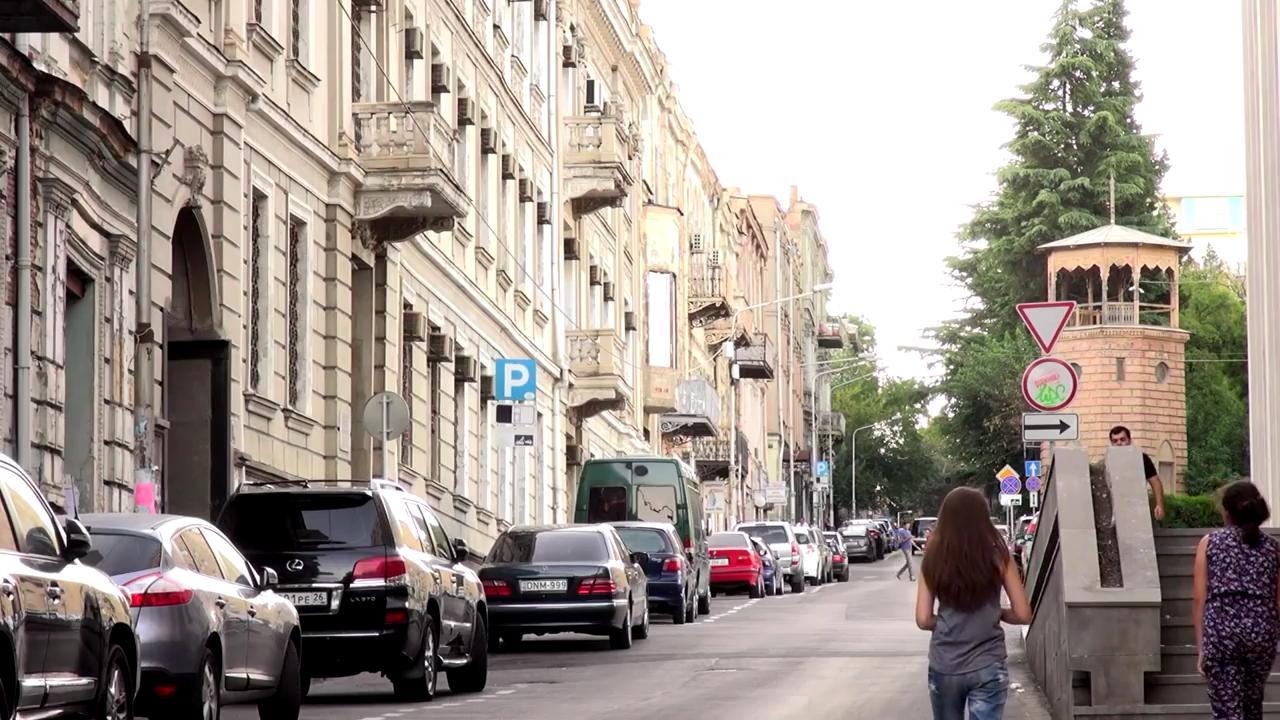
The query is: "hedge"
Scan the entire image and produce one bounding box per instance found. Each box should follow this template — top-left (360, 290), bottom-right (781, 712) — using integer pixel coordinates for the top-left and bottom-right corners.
top-left (1158, 493), bottom-right (1224, 530)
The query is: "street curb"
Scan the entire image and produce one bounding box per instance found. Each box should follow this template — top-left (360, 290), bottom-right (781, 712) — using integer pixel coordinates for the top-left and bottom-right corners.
top-left (1005, 626), bottom-right (1055, 719)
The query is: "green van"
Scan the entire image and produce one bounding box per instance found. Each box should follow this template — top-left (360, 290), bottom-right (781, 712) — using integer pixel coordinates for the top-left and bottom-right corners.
top-left (574, 456), bottom-right (711, 616)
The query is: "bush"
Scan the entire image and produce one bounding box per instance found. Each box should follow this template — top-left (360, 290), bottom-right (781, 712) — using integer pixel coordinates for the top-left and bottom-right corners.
top-left (1159, 493), bottom-right (1223, 529)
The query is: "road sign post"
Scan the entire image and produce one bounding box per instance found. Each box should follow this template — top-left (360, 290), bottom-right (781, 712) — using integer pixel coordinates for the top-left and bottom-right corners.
top-left (362, 391), bottom-right (411, 480)
top-left (1021, 358), bottom-right (1079, 412)
top-left (1022, 412), bottom-right (1080, 442)
top-left (1017, 301), bottom-right (1077, 354)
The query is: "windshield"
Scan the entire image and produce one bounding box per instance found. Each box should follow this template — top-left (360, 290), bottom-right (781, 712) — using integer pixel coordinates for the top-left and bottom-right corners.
top-left (616, 527), bottom-right (673, 554)
top-left (709, 532), bottom-right (749, 549)
top-left (81, 532), bottom-right (162, 576)
top-left (795, 531), bottom-right (812, 544)
top-left (487, 531), bottom-right (609, 563)
top-left (738, 525), bottom-right (788, 544)
top-left (222, 493), bottom-right (383, 550)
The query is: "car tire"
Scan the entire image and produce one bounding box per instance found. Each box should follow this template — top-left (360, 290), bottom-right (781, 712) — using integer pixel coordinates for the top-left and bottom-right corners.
top-left (633, 603), bottom-right (650, 640)
top-left (748, 574), bottom-right (764, 599)
top-left (97, 644), bottom-right (135, 720)
top-left (392, 616), bottom-right (439, 702)
top-left (697, 586), bottom-right (711, 615)
top-left (673, 592), bottom-right (688, 625)
top-left (609, 604), bottom-right (634, 650)
top-left (487, 625), bottom-right (502, 653)
top-left (299, 671), bottom-right (311, 700)
top-left (764, 576), bottom-right (775, 596)
top-left (790, 573), bottom-right (804, 594)
top-left (179, 648), bottom-right (220, 720)
top-left (840, 568), bottom-right (850, 582)
top-left (684, 597), bottom-right (697, 623)
top-left (446, 616), bottom-right (488, 694)
top-left (258, 641), bottom-right (301, 720)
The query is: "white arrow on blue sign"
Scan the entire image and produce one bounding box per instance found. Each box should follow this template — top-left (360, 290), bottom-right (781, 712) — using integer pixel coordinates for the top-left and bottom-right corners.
top-left (1025, 460), bottom-right (1042, 478)
top-left (494, 359), bottom-right (537, 401)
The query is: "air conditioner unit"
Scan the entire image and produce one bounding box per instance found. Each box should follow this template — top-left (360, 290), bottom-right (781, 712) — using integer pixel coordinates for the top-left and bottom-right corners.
top-left (480, 127), bottom-right (498, 155)
top-left (602, 281), bottom-right (615, 302)
top-left (566, 443), bottom-right (585, 466)
top-left (457, 97), bottom-right (476, 126)
top-left (427, 332), bottom-right (454, 362)
top-left (624, 311), bottom-right (638, 333)
top-left (454, 356), bottom-right (478, 382)
top-left (707, 248), bottom-right (724, 268)
top-left (431, 63), bottom-right (451, 94)
top-left (501, 154), bottom-right (516, 180)
top-left (690, 232), bottom-right (705, 253)
top-left (534, 0), bottom-right (549, 21)
top-left (518, 179), bottom-right (534, 202)
top-left (536, 201), bottom-right (551, 225)
top-left (589, 264), bottom-right (602, 286)
top-left (562, 40), bottom-right (581, 68)
top-left (564, 237), bottom-right (580, 261)
top-left (404, 27), bottom-right (424, 60)
top-left (479, 373), bottom-right (495, 400)
top-left (402, 311), bottom-right (426, 342)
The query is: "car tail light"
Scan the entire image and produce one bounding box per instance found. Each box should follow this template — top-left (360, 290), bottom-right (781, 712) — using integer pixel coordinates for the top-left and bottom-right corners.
top-left (834, 554), bottom-right (844, 562)
top-left (683, 536), bottom-right (692, 551)
top-left (123, 573), bottom-right (194, 608)
top-left (352, 555), bottom-right (408, 583)
top-left (577, 578), bottom-right (617, 596)
top-left (384, 609), bottom-right (408, 624)
top-left (482, 579), bottom-right (512, 597)
top-left (732, 550), bottom-right (752, 566)
top-left (791, 542), bottom-right (800, 562)
top-left (662, 557), bottom-right (682, 573)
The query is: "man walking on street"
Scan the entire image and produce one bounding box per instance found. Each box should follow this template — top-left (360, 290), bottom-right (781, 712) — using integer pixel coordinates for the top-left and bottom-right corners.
top-left (896, 525), bottom-right (915, 581)
top-left (1109, 425), bottom-right (1166, 521)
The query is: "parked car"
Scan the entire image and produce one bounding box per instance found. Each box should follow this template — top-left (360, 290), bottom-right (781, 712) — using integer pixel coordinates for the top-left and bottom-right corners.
top-left (218, 479), bottom-right (488, 701)
top-left (749, 536), bottom-right (785, 596)
top-left (872, 520), bottom-right (895, 558)
top-left (0, 453), bottom-right (140, 719)
top-left (910, 516), bottom-right (938, 555)
top-left (793, 527), bottom-right (824, 586)
top-left (611, 521), bottom-right (696, 624)
top-left (845, 520), bottom-right (884, 559)
top-left (575, 456), bottom-right (711, 615)
top-left (82, 513), bottom-right (302, 720)
top-left (735, 521), bottom-right (805, 593)
top-left (839, 526), bottom-right (877, 563)
top-left (708, 532), bottom-right (766, 598)
top-left (823, 532), bottom-right (850, 582)
top-left (480, 525), bottom-right (649, 650)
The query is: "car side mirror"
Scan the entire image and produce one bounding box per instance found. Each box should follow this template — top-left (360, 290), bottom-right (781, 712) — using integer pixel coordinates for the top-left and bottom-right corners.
top-left (630, 551), bottom-right (650, 566)
top-left (62, 517), bottom-right (92, 562)
top-left (452, 537), bottom-right (469, 562)
top-left (259, 566), bottom-right (279, 590)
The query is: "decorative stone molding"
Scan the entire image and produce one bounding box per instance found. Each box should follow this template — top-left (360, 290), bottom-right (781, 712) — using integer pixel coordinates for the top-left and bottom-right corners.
top-left (182, 145), bottom-right (208, 206)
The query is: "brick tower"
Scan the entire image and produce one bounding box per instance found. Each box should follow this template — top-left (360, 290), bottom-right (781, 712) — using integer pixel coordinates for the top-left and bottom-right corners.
top-left (1039, 224), bottom-right (1191, 491)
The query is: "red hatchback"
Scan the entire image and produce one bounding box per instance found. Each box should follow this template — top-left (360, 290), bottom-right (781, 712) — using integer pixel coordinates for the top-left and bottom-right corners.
top-left (708, 532), bottom-right (765, 599)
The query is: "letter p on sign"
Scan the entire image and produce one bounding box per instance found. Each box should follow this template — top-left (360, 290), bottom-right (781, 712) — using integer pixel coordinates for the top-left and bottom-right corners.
top-left (495, 359), bottom-right (537, 401)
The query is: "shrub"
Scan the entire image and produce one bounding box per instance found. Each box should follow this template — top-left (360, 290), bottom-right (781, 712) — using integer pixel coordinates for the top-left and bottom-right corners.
top-left (1159, 493), bottom-right (1223, 529)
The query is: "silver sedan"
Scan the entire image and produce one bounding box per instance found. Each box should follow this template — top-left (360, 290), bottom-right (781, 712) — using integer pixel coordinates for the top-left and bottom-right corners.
top-left (81, 513), bottom-right (302, 720)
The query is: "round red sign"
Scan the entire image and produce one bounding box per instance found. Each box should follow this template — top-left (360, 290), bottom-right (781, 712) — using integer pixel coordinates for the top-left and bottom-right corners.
top-left (1021, 357), bottom-right (1079, 412)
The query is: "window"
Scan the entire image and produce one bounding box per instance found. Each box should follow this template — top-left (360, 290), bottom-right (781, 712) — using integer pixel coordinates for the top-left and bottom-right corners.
top-left (401, 308), bottom-right (415, 466)
top-left (81, 533), bottom-right (162, 576)
top-left (454, 375), bottom-right (467, 496)
top-left (1115, 357), bottom-right (1126, 381)
top-left (430, 362), bottom-right (443, 481)
top-left (479, 363), bottom-right (492, 511)
top-left (175, 528), bottom-right (222, 579)
top-left (201, 528), bottom-right (256, 586)
top-left (709, 532), bottom-right (750, 549)
top-left (286, 214), bottom-right (308, 408)
top-left (635, 485), bottom-right (677, 525)
top-left (615, 528), bottom-right (674, 554)
top-left (586, 486), bottom-right (627, 523)
top-left (289, 0), bottom-right (307, 62)
top-left (247, 189), bottom-right (269, 392)
top-left (392, 501), bottom-right (423, 553)
top-left (646, 271), bottom-right (675, 367)
top-left (406, 502), bottom-right (440, 556)
top-left (1155, 361), bottom-right (1170, 383)
top-left (404, 12), bottom-right (417, 100)
top-left (487, 531), bottom-right (607, 563)
top-left (420, 506), bottom-right (452, 560)
top-left (0, 469), bottom-right (59, 557)
top-left (253, 0), bottom-right (267, 25)
top-left (221, 493), bottom-right (384, 550)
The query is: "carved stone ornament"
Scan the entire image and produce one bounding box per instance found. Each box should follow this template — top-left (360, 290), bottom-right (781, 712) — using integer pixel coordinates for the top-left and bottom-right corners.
top-left (353, 222), bottom-right (380, 251)
top-left (182, 145), bottom-right (209, 206)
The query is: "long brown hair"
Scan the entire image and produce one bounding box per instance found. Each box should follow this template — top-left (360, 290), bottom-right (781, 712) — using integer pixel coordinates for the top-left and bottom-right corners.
top-left (921, 487), bottom-right (1010, 612)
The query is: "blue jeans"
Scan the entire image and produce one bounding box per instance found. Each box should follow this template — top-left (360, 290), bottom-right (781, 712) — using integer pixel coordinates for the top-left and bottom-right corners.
top-left (928, 662), bottom-right (1009, 720)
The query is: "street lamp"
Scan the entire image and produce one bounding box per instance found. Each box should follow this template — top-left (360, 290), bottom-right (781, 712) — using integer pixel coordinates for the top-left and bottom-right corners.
top-left (809, 369), bottom-right (877, 526)
top-left (849, 418), bottom-right (897, 521)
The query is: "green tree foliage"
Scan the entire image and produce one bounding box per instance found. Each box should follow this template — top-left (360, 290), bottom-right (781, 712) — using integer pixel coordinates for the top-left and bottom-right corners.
top-left (934, 0), bottom-right (1174, 479)
top-left (1179, 250), bottom-right (1248, 493)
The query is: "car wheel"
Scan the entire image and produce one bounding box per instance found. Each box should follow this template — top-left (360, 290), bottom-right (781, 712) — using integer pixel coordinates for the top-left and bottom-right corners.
top-left (633, 603), bottom-right (650, 640)
top-left (684, 596), bottom-right (696, 623)
top-left (697, 586), bottom-right (711, 615)
top-left (393, 615), bottom-right (439, 702)
top-left (98, 644), bottom-right (135, 720)
top-left (764, 576), bottom-right (775, 596)
top-left (257, 641), bottom-right (301, 720)
top-left (609, 603), bottom-right (634, 650)
top-left (790, 573), bottom-right (804, 594)
top-left (748, 573), bottom-right (764, 599)
top-left (180, 648), bottom-right (220, 720)
top-left (673, 592), bottom-right (688, 625)
top-left (840, 568), bottom-right (850, 582)
top-left (446, 615), bottom-right (488, 693)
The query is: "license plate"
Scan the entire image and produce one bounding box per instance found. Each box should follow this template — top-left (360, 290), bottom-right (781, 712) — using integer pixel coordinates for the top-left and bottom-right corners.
top-left (519, 579), bottom-right (567, 593)
top-left (280, 590), bottom-right (328, 608)
top-left (710, 558), bottom-right (729, 567)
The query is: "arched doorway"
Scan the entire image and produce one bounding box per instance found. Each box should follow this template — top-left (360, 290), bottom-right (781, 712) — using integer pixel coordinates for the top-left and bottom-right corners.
top-left (164, 206), bottom-right (231, 520)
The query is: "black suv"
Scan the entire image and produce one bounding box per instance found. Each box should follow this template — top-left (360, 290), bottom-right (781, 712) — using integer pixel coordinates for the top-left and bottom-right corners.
top-left (0, 453), bottom-right (139, 718)
top-left (218, 479), bottom-right (488, 701)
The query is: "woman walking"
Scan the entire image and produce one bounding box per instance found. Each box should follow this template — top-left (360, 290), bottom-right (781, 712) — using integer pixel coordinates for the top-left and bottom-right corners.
top-left (1193, 481), bottom-right (1279, 720)
top-left (915, 487), bottom-right (1032, 720)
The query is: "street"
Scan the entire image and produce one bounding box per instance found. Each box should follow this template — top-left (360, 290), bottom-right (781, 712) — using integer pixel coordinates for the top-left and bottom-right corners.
top-left (225, 557), bottom-right (1051, 720)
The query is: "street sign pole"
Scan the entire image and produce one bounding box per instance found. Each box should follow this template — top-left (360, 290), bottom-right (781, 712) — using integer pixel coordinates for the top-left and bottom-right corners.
top-left (381, 393), bottom-right (391, 480)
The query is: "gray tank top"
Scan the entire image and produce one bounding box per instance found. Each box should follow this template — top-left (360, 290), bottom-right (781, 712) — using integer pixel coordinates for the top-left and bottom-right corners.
top-left (928, 592), bottom-right (1006, 674)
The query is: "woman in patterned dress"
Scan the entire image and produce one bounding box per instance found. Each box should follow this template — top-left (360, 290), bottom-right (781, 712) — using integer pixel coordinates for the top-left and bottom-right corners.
top-left (1192, 481), bottom-right (1279, 720)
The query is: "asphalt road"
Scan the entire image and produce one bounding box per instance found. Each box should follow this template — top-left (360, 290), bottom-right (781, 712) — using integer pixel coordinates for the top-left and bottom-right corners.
top-left (224, 553), bottom-right (1052, 720)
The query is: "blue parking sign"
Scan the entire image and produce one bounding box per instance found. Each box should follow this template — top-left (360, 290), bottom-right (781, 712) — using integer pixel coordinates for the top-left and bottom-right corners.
top-left (495, 359), bottom-right (537, 401)
top-left (1025, 460), bottom-right (1042, 479)
top-left (816, 460), bottom-right (831, 478)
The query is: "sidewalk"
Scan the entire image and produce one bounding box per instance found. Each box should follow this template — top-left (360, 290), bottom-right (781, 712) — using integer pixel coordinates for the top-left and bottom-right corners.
top-left (1005, 627), bottom-right (1055, 719)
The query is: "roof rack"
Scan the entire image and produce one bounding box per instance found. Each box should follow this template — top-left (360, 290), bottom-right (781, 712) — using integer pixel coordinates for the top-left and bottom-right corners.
top-left (238, 477), bottom-right (409, 492)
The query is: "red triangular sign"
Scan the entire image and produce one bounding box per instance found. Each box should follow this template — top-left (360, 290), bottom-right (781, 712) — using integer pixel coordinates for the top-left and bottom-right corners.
top-left (1016, 301), bottom-right (1076, 354)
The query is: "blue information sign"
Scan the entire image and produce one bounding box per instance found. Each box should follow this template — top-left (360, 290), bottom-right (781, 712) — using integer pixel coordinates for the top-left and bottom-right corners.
top-left (494, 359), bottom-right (537, 401)
top-left (1025, 460), bottom-right (1042, 478)
top-left (816, 460), bottom-right (831, 478)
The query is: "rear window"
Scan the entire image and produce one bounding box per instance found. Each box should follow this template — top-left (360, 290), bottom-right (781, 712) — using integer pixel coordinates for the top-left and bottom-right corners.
top-left (795, 531), bottom-right (812, 544)
top-left (635, 485), bottom-right (678, 525)
top-left (709, 532), bottom-right (749, 549)
top-left (586, 486), bottom-right (628, 523)
top-left (221, 493), bottom-right (384, 551)
top-left (82, 532), bottom-right (162, 576)
top-left (487, 531), bottom-right (609, 563)
top-left (739, 525), bottom-right (788, 544)
top-left (616, 528), bottom-right (674, 554)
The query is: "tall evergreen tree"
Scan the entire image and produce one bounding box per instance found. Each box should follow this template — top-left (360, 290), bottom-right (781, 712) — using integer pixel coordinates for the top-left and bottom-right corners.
top-left (934, 0), bottom-right (1174, 477)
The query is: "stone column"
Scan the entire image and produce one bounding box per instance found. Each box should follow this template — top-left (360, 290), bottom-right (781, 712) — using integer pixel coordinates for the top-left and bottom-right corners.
top-left (1243, 0), bottom-right (1280, 518)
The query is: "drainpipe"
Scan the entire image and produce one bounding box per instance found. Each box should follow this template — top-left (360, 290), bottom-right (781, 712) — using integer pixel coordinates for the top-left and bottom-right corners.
top-left (135, 0), bottom-right (157, 508)
top-left (15, 89), bottom-right (33, 472)
top-left (548, 0), bottom-right (567, 524)
top-left (773, 221), bottom-right (783, 521)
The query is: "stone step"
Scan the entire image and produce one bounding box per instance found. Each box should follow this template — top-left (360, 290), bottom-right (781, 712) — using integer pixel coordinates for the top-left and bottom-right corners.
top-left (1146, 673), bottom-right (1280, 705)
top-left (1160, 645), bottom-right (1199, 674)
top-left (1161, 617), bottom-right (1194, 647)
top-left (1075, 702), bottom-right (1280, 719)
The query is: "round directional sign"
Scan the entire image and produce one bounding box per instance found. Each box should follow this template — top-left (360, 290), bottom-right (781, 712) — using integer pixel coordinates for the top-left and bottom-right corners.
top-left (1021, 357), bottom-right (1079, 412)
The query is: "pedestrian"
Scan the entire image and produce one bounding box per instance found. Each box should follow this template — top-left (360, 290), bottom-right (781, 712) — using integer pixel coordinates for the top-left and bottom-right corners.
top-left (1108, 425), bottom-right (1166, 521)
top-left (1192, 481), bottom-right (1278, 720)
top-left (916, 487), bottom-right (1032, 720)
top-left (895, 525), bottom-right (915, 581)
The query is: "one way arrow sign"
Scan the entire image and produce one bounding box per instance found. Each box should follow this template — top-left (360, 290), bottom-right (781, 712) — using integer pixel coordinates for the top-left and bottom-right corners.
top-left (1022, 412), bottom-right (1080, 442)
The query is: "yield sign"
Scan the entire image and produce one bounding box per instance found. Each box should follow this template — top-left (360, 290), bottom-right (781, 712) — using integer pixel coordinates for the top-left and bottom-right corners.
top-left (1017, 301), bottom-right (1077, 354)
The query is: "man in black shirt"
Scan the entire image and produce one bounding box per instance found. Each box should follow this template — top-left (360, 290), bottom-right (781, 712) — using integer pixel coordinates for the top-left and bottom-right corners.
top-left (1109, 425), bottom-right (1166, 520)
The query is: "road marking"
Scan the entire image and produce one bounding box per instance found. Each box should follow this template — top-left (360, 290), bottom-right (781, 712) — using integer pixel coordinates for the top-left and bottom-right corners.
top-left (497, 689), bottom-right (516, 695)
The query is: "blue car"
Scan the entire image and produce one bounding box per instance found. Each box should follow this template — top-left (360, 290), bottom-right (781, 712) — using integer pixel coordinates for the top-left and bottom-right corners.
top-left (750, 536), bottom-right (784, 596)
top-left (612, 521), bottom-right (698, 624)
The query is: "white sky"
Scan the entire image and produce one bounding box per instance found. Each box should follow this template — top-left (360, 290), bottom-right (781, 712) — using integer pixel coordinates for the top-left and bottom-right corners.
top-left (637, 0), bottom-right (1244, 381)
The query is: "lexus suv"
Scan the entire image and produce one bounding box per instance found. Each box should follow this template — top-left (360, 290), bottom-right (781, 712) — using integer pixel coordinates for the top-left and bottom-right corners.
top-left (218, 479), bottom-right (488, 701)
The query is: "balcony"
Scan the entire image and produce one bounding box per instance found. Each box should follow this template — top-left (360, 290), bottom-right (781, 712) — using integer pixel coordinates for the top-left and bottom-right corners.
top-left (660, 377), bottom-right (721, 438)
top-left (352, 102), bottom-right (469, 244)
top-left (691, 430), bottom-right (749, 481)
top-left (567, 329), bottom-right (631, 418)
top-left (563, 114), bottom-right (636, 216)
top-left (817, 321), bottom-right (846, 349)
top-left (736, 333), bottom-right (776, 380)
top-left (689, 261), bottom-right (731, 328)
top-left (1067, 302), bottom-right (1174, 328)
top-left (0, 0), bottom-right (78, 31)
top-left (818, 411), bottom-right (846, 437)
top-left (645, 366), bottom-right (678, 415)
